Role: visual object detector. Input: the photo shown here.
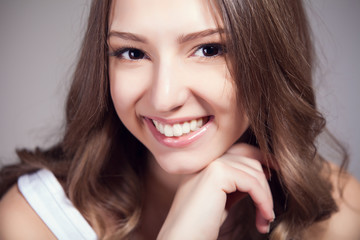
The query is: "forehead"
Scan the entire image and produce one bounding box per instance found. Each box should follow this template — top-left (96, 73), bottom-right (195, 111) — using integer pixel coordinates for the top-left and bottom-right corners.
top-left (109, 0), bottom-right (221, 33)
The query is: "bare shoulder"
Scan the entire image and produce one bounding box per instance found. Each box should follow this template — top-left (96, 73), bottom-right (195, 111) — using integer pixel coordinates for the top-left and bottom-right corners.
top-left (303, 163), bottom-right (360, 240)
top-left (0, 184), bottom-right (57, 240)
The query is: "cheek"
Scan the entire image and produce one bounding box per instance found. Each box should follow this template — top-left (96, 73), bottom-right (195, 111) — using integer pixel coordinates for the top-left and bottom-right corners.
top-left (202, 67), bottom-right (248, 137)
top-left (109, 61), bottom-right (150, 117)
top-left (188, 64), bottom-right (247, 142)
top-left (190, 63), bottom-right (237, 113)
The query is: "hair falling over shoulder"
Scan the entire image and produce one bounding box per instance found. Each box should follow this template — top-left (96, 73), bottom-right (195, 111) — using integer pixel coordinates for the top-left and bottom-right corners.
top-left (1, 0), bottom-right (147, 238)
top-left (0, 0), bottom-right (348, 239)
top-left (215, 0), bottom-right (347, 238)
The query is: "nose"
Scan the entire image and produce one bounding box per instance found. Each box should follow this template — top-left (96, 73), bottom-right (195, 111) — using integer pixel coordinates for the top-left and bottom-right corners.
top-left (149, 58), bottom-right (189, 113)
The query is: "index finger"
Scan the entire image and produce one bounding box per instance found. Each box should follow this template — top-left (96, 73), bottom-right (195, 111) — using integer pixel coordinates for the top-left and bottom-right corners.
top-left (227, 143), bottom-right (279, 172)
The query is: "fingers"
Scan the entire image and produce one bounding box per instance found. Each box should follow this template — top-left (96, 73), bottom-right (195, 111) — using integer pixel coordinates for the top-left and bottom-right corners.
top-left (213, 148), bottom-right (275, 234)
top-left (227, 143), bottom-right (279, 171)
top-left (233, 169), bottom-right (274, 233)
top-left (219, 152), bottom-right (263, 173)
top-left (220, 155), bottom-right (271, 196)
top-left (233, 169), bottom-right (274, 219)
top-left (216, 163), bottom-right (274, 233)
top-left (218, 147), bottom-right (270, 191)
top-left (256, 208), bottom-right (274, 234)
top-left (185, 143), bottom-right (276, 235)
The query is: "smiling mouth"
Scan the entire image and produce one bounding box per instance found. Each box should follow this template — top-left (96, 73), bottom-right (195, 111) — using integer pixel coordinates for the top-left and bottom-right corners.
top-left (151, 117), bottom-right (209, 137)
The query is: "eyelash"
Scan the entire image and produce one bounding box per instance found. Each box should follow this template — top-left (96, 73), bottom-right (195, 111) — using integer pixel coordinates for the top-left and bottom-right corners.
top-left (109, 43), bottom-right (226, 61)
top-left (192, 43), bottom-right (226, 58)
top-left (109, 45), bottom-right (149, 60)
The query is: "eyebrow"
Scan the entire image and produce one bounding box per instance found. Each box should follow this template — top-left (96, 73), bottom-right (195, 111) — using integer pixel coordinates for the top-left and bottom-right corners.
top-left (108, 28), bottom-right (224, 44)
top-left (108, 31), bottom-right (148, 43)
top-left (177, 28), bottom-right (224, 44)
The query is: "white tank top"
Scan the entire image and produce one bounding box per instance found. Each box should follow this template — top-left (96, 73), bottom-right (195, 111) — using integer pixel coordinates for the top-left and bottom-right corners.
top-left (18, 169), bottom-right (98, 240)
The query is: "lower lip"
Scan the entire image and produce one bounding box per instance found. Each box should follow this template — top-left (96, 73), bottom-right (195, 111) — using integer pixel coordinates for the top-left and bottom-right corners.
top-left (144, 117), bottom-right (213, 148)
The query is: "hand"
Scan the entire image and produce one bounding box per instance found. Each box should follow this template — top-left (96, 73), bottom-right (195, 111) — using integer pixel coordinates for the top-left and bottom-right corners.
top-left (157, 144), bottom-right (275, 240)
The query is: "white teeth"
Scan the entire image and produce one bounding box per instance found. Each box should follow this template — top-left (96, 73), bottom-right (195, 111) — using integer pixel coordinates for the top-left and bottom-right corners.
top-left (173, 124), bottom-right (182, 137)
top-left (196, 118), bottom-right (203, 129)
top-left (152, 118), bottom-right (207, 137)
top-left (156, 123), bottom-right (164, 134)
top-left (190, 120), bottom-right (197, 131)
top-left (164, 125), bottom-right (173, 137)
top-left (182, 122), bottom-right (190, 134)
top-left (158, 123), bottom-right (164, 134)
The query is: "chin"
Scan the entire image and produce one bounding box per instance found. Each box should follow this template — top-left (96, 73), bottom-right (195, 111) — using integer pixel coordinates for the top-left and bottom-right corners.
top-left (161, 165), bottom-right (200, 175)
top-left (153, 152), bottom-right (214, 175)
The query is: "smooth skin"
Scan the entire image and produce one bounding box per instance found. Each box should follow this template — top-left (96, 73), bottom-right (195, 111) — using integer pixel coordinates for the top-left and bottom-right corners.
top-left (157, 144), bottom-right (274, 239)
top-left (108, 0), bottom-right (250, 175)
top-left (1, 0), bottom-right (360, 239)
top-left (108, 0), bottom-right (271, 236)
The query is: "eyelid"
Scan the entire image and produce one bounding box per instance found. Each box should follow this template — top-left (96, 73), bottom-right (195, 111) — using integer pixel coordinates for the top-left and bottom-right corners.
top-left (108, 42), bottom-right (226, 60)
top-left (191, 42), bottom-right (226, 58)
top-left (109, 46), bottom-right (150, 60)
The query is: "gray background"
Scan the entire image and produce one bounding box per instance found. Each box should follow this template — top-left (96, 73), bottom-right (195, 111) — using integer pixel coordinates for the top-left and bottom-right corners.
top-left (1, 0), bottom-right (359, 179)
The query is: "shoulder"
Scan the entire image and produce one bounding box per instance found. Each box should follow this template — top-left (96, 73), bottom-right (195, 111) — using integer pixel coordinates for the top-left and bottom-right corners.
top-left (303, 163), bottom-right (360, 239)
top-left (0, 184), bottom-right (57, 240)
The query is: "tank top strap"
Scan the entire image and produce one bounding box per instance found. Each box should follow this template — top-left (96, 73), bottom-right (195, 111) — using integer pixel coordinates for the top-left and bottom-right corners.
top-left (18, 169), bottom-right (98, 240)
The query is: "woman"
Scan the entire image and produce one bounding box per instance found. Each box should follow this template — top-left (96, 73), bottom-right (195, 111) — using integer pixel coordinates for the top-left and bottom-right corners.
top-left (1, 0), bottom-right (359, 239)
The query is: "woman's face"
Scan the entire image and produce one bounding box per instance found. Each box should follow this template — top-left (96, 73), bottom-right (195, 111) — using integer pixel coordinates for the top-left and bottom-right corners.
top-left (108, 0), bottom-right (249, 174)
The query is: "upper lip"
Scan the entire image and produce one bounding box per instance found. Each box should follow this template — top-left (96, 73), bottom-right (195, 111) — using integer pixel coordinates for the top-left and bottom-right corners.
top-left (144, 115), bottom-right (210, 125)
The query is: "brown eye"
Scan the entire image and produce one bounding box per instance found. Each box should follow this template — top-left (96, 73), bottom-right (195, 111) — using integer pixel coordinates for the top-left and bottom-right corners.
top-left (202, 45), bottom-right (219, 56)
top-left (127, 49), bottom-right (145, 59)
top-left (111, 48), bottom-right (147, 60)
top-left (194, 44), bottom-right (225, 57)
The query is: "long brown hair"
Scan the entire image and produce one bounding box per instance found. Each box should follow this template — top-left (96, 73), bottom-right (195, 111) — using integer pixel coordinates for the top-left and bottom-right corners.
top-left (0, 0), bottom-right (346, 239)
top-left (215, 0), bottom-right (344, 239)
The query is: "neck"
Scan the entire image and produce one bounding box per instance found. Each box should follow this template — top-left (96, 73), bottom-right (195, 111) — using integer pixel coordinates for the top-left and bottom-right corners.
top-left (135, 154), bottom-right (182, 239)
top-left (148, 154), bottom-right (183, 194)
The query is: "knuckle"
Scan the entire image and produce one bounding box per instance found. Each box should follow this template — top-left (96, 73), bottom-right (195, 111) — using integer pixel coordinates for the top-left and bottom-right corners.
top-left (252, 171), bottom-right (264, 182)
top-left (247, 173), bottom-right (268, 194)
top-left (252, 160), bottom-right (263, 171)
top-left (248, 174), bottom-right (260, 187)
